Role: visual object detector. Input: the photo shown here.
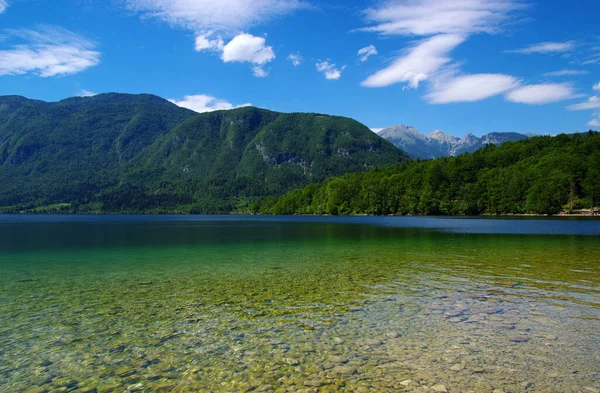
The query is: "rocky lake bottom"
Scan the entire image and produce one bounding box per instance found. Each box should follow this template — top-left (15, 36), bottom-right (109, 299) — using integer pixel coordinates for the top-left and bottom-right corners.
top-left (0, 216), bottom-right (599, 393)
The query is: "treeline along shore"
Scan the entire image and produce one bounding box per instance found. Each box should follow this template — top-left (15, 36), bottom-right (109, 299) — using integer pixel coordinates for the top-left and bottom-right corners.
top-left (257, 131), bottom-right (600, 217)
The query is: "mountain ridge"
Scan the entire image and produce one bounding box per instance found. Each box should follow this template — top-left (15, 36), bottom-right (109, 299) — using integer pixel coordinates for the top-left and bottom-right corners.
top-left (0, 93), bottom-right (408, 213)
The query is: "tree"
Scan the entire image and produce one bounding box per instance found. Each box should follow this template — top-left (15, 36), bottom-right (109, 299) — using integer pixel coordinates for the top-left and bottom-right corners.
top-left (582, 168), bottom-right (600, 215)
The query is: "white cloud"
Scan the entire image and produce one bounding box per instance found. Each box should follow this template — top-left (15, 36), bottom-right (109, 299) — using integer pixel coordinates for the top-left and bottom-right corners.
top-left (589, 118), bottom-right (600, 127)
top-left (195, 34), bottom-right (224, 52)
top-left (316, 61), bottom-right (344, 80)
top-left (252, 66), bottom-right (268, 78)
top-left (544, 69), bottom-right (588, 77)
top-left (358, 44), bottom-right (377, 62)
top-left (567, 96), bottom-right (600, 111)
top-left (583, 57), bottom-right (600, 65)
top-left (362, 34), bottom-right (465, 88)
top-left (506, 83), bottom-right (576, 105)
top-left (288, 53), bottom-right (302, 67)
top-left (0, 25), bottom-right (100, 77)
top-left (221, 33), bottom-right (274, 64)
top-left (0, 0), bottom-right (8, 13)
top-left (361, 0), bottom-right (524, 36)
top-left (425, 74), bottom-right (519, 104)
top-left (78, 90), bottom-right (97, 97)
top-left (125, 0), bottom-right (306, 34)
top-left (594, 82), bottom-right (600, 92)
top-left (221, 33), bottom-right (275, 77)
top-left (168, 94), bottom-right (252, 113)
top-left (507, 41), bottom-right (575, 54)
top-left (125, 1), bottom-right (306, 77)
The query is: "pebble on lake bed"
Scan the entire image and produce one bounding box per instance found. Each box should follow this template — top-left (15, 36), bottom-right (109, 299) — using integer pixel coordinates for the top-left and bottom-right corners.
top-left (508, 335), bottom-right (531, 343)
top-left (126, 383), bottom-right (144, 391)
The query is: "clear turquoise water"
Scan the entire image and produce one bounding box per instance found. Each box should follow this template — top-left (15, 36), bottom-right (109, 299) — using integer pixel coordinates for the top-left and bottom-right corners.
top-left (0, 216), bottom-right (599, 393)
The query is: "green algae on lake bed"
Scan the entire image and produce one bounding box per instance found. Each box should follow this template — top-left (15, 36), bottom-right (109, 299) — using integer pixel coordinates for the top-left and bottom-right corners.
top-left (0, 216), bottom-right (599, 393)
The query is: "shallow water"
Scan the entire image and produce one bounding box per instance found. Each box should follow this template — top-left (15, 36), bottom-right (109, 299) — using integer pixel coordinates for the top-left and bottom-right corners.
top-left (0, 215), bottom-right (599, 393)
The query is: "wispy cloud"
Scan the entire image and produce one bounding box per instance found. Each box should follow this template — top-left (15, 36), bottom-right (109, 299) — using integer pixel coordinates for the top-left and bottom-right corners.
top-left (506, 41), bottom-right (575, 54)
top-left (361, 0), bottom-right (524, 36)
top-left (506, 83), bottom-right (576, 104)
top-left (362, 34), bottom-right (465, 88)
top-left (358, 44), bottom-right (377, 62)
top-left (567, 96), bottom-right (600, 111)
top-left (426, 74), bottom-right (519, 104)
top-left (316, 61), bottom-right (345, 80)
top-left (0, 25), bottom-right (100, 77)
top-left (0, 0), bottom-right (8, 14)
top-left (125, 0), bottom-right (306, 34)
top-left (544, 69), bottom-right (588, 77)
top-left (168, 94), bottom-right (252, 113)
top-left (360, 0), bottom-right (523, 98)
top-left (288, 53), bottom-right (302, 67)
top-left (568, 86), bottom-right (600, 126)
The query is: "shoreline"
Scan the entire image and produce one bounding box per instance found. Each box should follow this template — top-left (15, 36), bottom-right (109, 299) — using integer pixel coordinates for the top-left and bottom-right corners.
top-left (1, 211), bottom-right (598, 218)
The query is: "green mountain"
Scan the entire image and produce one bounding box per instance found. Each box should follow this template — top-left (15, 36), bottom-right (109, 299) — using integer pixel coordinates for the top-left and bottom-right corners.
top-left (0, 93), bottom-right (408, 213)
top-left (261, 131), bottom-right (600, 216)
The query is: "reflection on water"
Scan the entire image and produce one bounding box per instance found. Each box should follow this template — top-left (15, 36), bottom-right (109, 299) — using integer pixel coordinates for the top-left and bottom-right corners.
top-left (0, 216), bottom-right (599, 393)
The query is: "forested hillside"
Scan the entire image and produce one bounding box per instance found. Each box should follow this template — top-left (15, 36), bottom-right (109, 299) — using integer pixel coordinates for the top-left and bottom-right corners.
top-left (261, 132), bottom-right (600, 216)
top-left (0, 94), bottom-right (407, 213)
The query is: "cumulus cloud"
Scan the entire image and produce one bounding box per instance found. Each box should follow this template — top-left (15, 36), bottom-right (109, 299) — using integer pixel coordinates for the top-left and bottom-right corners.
top-left (589, 118), bottom-right (600, 127)
top-left (506, 41), bottom-right (575, 54)
top-left (567, 96), bottom-right (600, 111)
top-left (544, 69), bottom-right (588, 77)
top-left (316, 61), bottom-right (344, 80)
top-left (221, 33), bottom-right (275, 77)
top-left (594, 82), bottom-right (600, 92)
top-left (361, 0), bottom-right (524, 36)
top-left (168, 94), bottom-right (252, 113)
top-left (506, 83), bottom-right (576, 105)
top-left (78, 90), bottom-right (97, 97)
top-left (0, 0), bottom-right (8, 13)
top-left (221, 33), bottom-right (274, 64)
top-left (425, 74), bottom-right (519, 104)
top-left (362, 34), bottom-right (465, 88)
top-left (125, 1), bottom-right (307, 77)
top-left (358, 44), bottom-right (378, 62)
top-left (288, 53), bottom-right (302, 67)
top-left (0, 25), bottom-right (100, 77)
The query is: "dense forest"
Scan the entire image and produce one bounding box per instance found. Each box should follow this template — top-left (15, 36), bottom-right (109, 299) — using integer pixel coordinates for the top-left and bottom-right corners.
top-left (259, 131), bottom-right (600, 216)
top-left (0, 94), bottom-right (406, 213)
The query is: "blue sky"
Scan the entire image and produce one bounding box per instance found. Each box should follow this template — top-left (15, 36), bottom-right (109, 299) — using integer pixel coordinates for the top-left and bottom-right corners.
top-left (0, 0), bottom-right (599, 137)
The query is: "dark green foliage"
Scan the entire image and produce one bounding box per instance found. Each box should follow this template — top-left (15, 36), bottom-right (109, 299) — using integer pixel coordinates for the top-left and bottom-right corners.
top-left (0, 94), bottom-right (407, 213)
top-left (263, 131), bottom-right (600, 216)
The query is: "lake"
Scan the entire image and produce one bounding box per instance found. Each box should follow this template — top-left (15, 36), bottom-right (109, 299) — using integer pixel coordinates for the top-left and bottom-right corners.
top-left (0, 215), bottom-right (599, 393)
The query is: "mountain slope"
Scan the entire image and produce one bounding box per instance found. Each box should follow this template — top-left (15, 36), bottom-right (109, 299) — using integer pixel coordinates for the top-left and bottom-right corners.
top-left (378, 125), bottom-right (530, 159)
top-left (0, 94), bottom-right (408, 213)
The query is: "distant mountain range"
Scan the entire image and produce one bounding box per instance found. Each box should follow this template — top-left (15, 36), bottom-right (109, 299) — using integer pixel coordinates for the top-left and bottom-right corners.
top-left (377, 125), bottom-right (531, 159)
